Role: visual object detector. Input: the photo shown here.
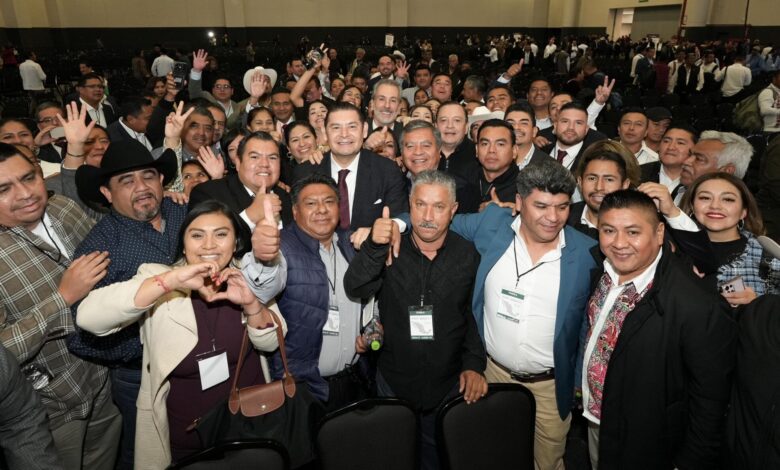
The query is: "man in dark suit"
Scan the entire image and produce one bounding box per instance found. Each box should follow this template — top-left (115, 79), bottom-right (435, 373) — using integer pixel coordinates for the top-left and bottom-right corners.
top-left (505, 102), bottom-right (550, 169)
top-left (106, 96), bottom-right (154, 151)
top-left (542, 101), bottom-right (608, 174)
top-left (189, 131), bottom-right (293, 227)
top-left (70, 73), bottom-right (118, 127)
top-left (638, 123), bottom-right (698, 203)
top-left (363, 79), bottom-right (404, 150)
top-left (476, 119), bottom-right (520, 205)
top-left (292, 102), bottom-right (408, 232)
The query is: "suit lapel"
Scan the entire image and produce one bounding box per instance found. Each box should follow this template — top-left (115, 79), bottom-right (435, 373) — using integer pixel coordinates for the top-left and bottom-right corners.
top-left (226, 173), bottom-right (254, 211)
top-left (555, 238), bottom-right (578, 339)
top-left (352, 153), bottom-right (372, 223)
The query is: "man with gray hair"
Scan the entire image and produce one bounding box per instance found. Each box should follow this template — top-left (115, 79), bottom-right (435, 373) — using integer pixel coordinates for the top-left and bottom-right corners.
top-left (346, 169), bottom-right (487, 470)
top-left (400, 119), bottom-right (480, 213)
top-left (364, 78), bottom-right (404, 150)
top-left (680, 130), bottom-right (754, 188)
top-left (442, 158), bottom-right (599, 469)
top-left (460, 75), bottom-right (486, 104)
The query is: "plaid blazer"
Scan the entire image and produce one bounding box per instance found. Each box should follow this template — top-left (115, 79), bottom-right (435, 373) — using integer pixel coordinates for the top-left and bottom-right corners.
top-left (0, 195), bottom-right (108, 429)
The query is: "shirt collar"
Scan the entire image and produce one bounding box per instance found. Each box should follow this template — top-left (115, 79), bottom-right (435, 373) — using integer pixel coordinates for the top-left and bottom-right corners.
top-left (580, 204), bottom-right (597, 229)
top-left (80, 98), bottom-right (99, 112)
top-left (516, 146), bottom-right (535, 169)
top-left (330, 152), bottom-right (361, 173)
top-left (119, 118), bottom-right (142, 138)
top-left (603, 248), bottom-right (663, 291)
top-left (555, 139), bottom-right (584, 156)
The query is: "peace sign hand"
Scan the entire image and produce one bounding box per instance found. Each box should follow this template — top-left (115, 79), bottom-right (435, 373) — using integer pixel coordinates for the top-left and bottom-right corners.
top-left (165, 101), bottom-right (195, 140)
top-left (594, 75), bottom-right (616, 105)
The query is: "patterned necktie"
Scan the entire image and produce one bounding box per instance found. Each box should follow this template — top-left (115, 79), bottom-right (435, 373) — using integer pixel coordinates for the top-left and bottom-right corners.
top-left (337, 169), bottom-right (351, 230)
top-left (585, 272), bottom-right (652, 420)
top-left (556, 149), bottom-right (567, 164)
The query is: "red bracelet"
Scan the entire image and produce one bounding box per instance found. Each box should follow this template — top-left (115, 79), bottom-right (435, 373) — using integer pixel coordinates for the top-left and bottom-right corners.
top-left (153, 275), bottom-right (172, 294)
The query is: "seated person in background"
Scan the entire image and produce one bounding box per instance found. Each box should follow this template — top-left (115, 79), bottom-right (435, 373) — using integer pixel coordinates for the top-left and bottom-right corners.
top-left (680, 172), bottom-right (780, 305)
top-left (273, 174), bottom-right (371, 410)
top-left (345, 170), bottom-right (487, 470)
top-left (568, 140), bottom-right (640, 239)
top-left (189, 131), bottom-right (293, 228)
top-left (77, 200), bottom-right (286, 467)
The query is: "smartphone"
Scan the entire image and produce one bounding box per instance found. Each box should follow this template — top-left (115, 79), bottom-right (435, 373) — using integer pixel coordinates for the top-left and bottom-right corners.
top-left (718, 276), bottom-right (746, 295)
top-left (50, 127), bottom-right (65, 140)
top-left (173, 62), bottom-right (188, 90)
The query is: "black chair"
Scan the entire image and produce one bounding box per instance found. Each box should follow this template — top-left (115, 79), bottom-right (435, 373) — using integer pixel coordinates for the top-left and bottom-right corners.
top-left (317, 398), bottom-right (417, 470)
top-left (168, 439), bottom-right (289, 470)
top-left (436, 383), bottom-right (536, 470)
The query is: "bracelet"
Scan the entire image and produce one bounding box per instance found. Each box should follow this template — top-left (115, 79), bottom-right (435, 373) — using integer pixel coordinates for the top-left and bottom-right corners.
top-left (244, 306), bottom-right (263, 317)
top-left (66, 151), bottom-right (85, 158)
top-left (153, 275), bottom-right (172, 294)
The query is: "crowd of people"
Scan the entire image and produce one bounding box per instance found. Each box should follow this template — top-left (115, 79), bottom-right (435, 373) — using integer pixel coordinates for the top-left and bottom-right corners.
top-left (1, 29), bottom-right (780, 470)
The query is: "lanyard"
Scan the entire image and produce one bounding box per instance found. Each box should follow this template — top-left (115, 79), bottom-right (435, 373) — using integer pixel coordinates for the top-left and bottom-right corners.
top-left (410, 235), bottom-right (435, 306)
top-left (325, 245), bottom-right (337, 297)
top-left (512, 237), bottom-right (548, 288)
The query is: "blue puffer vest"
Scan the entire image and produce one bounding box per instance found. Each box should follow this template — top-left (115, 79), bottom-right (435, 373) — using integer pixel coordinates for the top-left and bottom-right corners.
top-left (270, 222), bottom-right (357, 401)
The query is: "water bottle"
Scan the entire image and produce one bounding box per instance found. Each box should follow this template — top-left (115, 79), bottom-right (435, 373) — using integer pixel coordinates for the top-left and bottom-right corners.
top-left (362, 315), bottom-right (383, 351)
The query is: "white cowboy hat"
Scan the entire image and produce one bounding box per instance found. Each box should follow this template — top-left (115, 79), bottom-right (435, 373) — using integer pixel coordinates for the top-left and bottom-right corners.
top-left (243, 66), bottom-right (278, 94)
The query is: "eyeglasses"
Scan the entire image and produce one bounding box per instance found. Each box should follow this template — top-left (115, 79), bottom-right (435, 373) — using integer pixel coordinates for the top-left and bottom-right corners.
top-left (213, 84), bottom-right (232, 91)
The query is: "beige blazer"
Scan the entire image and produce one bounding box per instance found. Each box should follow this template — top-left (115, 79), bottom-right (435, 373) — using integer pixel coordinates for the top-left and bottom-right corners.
top-left (77, 263), bottom-right (287, 469)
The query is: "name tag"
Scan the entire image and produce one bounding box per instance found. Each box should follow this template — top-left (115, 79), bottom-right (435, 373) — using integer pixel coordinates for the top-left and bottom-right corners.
top-left (409, 305), bottom-right (434, 340)
top-left (323, 306), bottom-right (340, 336)
top-left (498, 287), bottom-right (525, 323)
top-left (197, 350), bottom-right (229, 391)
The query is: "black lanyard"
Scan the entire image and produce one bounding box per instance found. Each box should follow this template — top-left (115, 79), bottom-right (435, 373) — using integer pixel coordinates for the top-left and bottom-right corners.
top-left (410, 235), bottom-right (436, 306)
top-left (512, 238), bottom-right (548, 288)
top-left (325, 245), bottom-right (337, 298)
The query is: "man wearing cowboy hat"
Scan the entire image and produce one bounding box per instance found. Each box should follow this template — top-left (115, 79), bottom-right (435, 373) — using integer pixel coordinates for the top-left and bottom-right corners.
top-left (68, 139), bottom-right (286, 468)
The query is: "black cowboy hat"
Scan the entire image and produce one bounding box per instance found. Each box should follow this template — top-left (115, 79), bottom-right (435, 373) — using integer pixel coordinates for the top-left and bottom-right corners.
top-left (76, 139), bottom-right (178, 207)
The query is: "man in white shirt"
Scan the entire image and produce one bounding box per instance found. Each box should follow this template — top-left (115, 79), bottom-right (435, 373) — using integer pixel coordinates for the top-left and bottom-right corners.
top-left (19, 51), bottom-right (45, 91)
top-left (74, 73), bottom-right (117, 127)
top-left (106, 96), bottom-right (153, 151)
top-left (617, 108), bottom-right (658, 165)
top-left (150, 49), bottom-right (175, 77)
top-left (758, 70), bottom-right (780, 133)
top-left (716, 54), bottom-right (752, 102)
top-left (445, 159), bottom-right (598, 470)
top-left (363, 79), bottom-right (403, 150)
top-left (638, 124), bottom-right (698, 202)
top-left (543, 37), bottom-right (557, 60)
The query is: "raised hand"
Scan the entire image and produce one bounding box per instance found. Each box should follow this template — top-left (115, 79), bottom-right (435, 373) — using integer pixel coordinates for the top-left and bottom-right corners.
top-left (371, 206), bottom-right (394, 245)
top-left (251, 196), bottom-right (281, 262)
top-left (349, 227), bottom-right (372, 250)
top-left (57, 101), bottom-right (96, 150)
top-left (395, 60), bottom-right (410, 80)
top-left (197, 146), bottom-right (226, 180)
top-left (637, 182), bottom-right (680, 218)
top-left (249, 71), bottom-right (269, 99)
top-left (58, 251), bottom-right (110, 306)
top-left (164, 72), bottom-right (181, 101)
top-left (594, 75), bottom-right (616, 105)
top-left (363, 126), bottom-right (389, 153)
top-left (165, 101), bottom-right (195, 140)
top-left (192, 49), bottom-right (208, 72)
top-left (168, 261), bottom-right (220, 293)
top-left (245, 181), bottom-right (282, 224)
top-left (33, 124), bottom-right (58, 148)
top-left (505, 58), bottom-right (524, 79)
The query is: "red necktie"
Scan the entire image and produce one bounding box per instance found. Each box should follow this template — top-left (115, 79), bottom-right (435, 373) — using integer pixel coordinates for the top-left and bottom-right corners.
top-left (556, 149), bottom-right (567, 164)
top-left (338, 169), bottom-right (351, 230)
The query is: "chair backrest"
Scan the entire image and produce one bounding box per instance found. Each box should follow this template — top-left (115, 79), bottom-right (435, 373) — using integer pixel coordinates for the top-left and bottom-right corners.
top-left (169, 439), bottom-right (289, 470)
top-left (317, 398), bottom-right (417, 470)
top-left (436, 383), bottom-right (535, 470)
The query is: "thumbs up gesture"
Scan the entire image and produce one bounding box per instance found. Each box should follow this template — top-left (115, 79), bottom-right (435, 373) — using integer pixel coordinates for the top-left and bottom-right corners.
top-left (505, 58), bottom-right (525, 79)
top-left (370, 206), bottom-right (394, 245)
top-left (250, 189), bottom-right (282, 262)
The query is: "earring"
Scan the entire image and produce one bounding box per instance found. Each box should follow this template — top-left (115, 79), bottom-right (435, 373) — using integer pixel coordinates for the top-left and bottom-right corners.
top-left (738, 218), bottom-right (745, 231)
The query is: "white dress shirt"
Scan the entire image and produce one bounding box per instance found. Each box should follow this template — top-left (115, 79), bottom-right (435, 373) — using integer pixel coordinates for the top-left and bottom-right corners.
top-left (19, 59), bottom-right (46, 91)
top-left (119, 119), bottom-right (152, 151)
top-left (581, 249), bottom-right (662, 424)
top-left (716, 63), bottom-right (752, 97)
top-left (330, 154), bottom-right (361, 219)
top-left (151, 55), bottom-right (175, 77)
top-left (634, 142), bottom-right (659, 165)
top-left (516, 146), bottom-right (535, 170)
top-left (31, 213), bottom-right (71, 259)
top-left (552, 140), bottom-right (584, 171)
top-left (484, 216), bottom-right (564, 374)
top-left (80, 98), bottom-right (107, 127)
top-left (658, 165), bottom-right (680, 195)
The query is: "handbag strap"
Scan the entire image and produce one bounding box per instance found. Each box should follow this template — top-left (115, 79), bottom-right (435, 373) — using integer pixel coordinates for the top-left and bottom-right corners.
top-left (230, 308), bottom-right (292, 393)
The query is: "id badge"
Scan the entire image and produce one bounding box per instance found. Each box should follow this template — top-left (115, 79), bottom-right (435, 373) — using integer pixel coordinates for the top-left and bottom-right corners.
top-left (497, 287), bottom-right (524, 323)
top-left (196, 349), bottom-right (229, 390)
top-left (323, 306), bottom-right (340, 336)
top-left (409, 305), bottom-right (434, 340)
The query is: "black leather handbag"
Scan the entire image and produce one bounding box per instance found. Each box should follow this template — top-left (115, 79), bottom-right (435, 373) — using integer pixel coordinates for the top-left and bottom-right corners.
top-left (186, 311), bottom-right (324, 468)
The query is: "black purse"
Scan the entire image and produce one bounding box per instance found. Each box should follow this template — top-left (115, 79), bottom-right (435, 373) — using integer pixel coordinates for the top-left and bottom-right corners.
top-left (186, 311), bottom-right (324, 468)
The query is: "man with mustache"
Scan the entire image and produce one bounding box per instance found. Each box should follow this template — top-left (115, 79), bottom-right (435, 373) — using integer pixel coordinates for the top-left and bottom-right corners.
top-left (345, 170), bottom-right (486, 470)
top-left (69, 139), bottom-right (285, 468)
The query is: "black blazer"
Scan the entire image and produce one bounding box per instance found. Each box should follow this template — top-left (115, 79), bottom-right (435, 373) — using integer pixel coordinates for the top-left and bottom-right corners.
top-left (37, 144), bottom-right (63, 164)
top-left (106, 120), bottom-right (133, 143)
top-left (527, 146), bottom-right (552, 167)
top-left (566, 201), bottom-right (598, 240)
top-left (542, 129), bottom-right (608, 174)
top-left (71, 97), bottom-right (119, 126)
top-left (291, 150), bottom-right (408, 230)
top-left (188, 172), bottom-right (293, 226)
